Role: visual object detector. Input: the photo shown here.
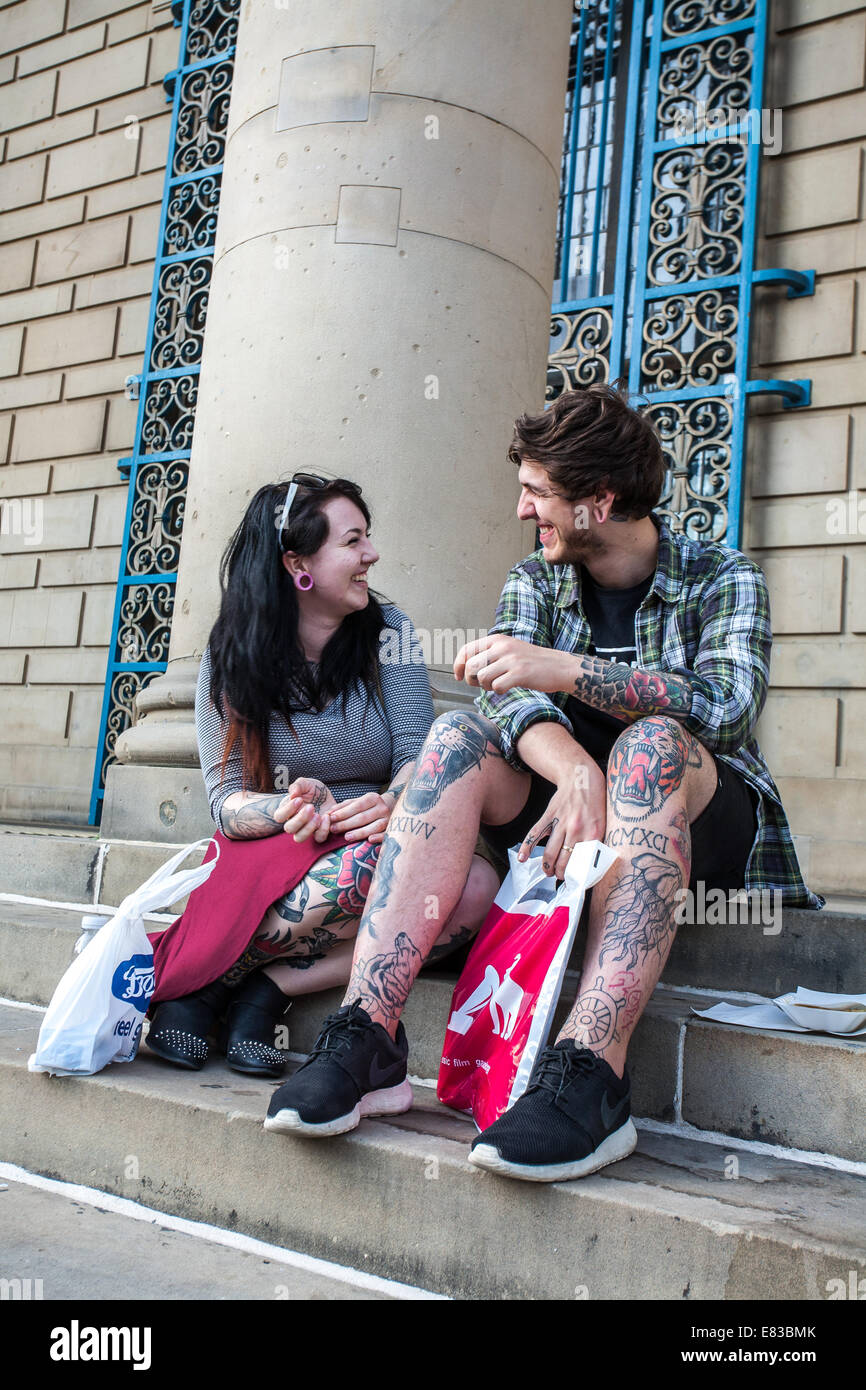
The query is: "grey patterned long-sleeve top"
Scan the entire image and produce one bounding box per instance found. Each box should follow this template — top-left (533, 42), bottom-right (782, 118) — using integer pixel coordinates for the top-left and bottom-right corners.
top-left (195, 604), bottom-right (434, 832)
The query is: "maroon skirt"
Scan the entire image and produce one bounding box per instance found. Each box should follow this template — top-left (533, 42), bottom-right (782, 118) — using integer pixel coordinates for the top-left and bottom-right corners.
top-left (146, 827), bottom-right (351, 1006)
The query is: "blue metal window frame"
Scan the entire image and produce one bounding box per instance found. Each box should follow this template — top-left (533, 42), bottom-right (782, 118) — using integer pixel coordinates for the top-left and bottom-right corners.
top-left (88, 0), bottom-right (235, 824)
top-left (553, 0), bottom-right (815, 548)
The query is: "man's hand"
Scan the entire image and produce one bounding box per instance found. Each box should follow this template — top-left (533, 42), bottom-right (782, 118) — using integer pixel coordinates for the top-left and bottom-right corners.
top-left (328, 791), bottom-right (395, 844)
top-left (273, 777), bottom-right (338, 843)
top-left (518, 758), bottom-right (607, 879)
top-left (455, 634), bottom-right (573, 695)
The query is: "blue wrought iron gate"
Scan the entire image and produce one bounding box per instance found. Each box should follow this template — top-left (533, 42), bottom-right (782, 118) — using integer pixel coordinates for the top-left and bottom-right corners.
top-left (89, 0), bottom-right (240, 824)
top-left (550, 0), bottom-right (813, 546)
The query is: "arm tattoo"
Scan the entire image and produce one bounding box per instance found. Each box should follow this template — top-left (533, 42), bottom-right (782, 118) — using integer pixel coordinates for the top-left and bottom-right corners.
top-left (403, 711), bottom-right (500, 814)
top-left (607, 718), bottom-right (700, 822)
top-left (597, 851), bottom-right (683, 971)
top-left (572, 656), bottom-right (693, 722)
top-left (221, 793), bottom-right (286, 839)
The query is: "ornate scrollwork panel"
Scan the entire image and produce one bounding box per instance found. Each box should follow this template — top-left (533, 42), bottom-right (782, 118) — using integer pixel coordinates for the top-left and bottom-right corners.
top-left (641, 288), bottom-right (738, 391)
top-left (126, 459), bottom-right (189, 575)
top-left (150, 258), bottom-right (211, 370)
top-left (117, 583), bottom-right (175, 667)
top-left (163, 174), bottom-right (221, 256)
top-left (100, 669), bottom-right (164, 784)
top-left (657, 32), bottom-right (753, 141)
top-left (662, 0), bottom-right (756, 38)
top-left (547, 307), bottom-right (612, 399)
top-left (172, 60), bottom-right (232, 176)
top-left (184, 0), bottom-right (238, 62)
top-left (645, 396), bottom-right (732, 541)
top-left (648, 140), bottom-right (746, 283)
top-left (140, 375), bottom-right (198, 454)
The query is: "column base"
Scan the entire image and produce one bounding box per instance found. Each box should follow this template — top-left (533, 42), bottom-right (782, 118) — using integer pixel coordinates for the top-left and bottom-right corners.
top-left (100, 763), bottom-right (215, 844)
top-left (100, 656), bottom-right (214, 843)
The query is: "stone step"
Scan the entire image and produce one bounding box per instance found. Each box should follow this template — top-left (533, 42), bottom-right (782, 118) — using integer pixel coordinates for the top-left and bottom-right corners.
top-left (3, 1002), bottom-right (864, 1301)
top-left (2, 823), bottom-right (864, 997)
top-left (4, 901), bottom-right (864, 1162)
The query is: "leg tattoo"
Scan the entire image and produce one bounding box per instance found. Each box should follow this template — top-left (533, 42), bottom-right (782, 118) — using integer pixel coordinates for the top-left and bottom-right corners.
top-left (559, 975), bottom-right (625, 1051)
top-left (598, 851), bottom-right (683, 971)
top-left (348, 931), bottom-right (424, 1020)
top-left (607, 716), bottom-right (701, 822)
top-left (403, 711), bottom-right (498, 814)
top-left (426, 923), bottom-right (475, 963)
top-left (219, 841), bottom-right (380, 985)
top-left (306, 840), bottom-right (381, 926)
top-left (361, 838), bottom-right (402, 941)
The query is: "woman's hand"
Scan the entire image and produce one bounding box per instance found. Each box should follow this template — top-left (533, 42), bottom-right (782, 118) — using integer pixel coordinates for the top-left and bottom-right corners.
top-left (518, 758), bottom-right (607, 879)
top-left (273, 777), bottom-right (338, 843)
top-left (328, 791), bottom-right (395, 844)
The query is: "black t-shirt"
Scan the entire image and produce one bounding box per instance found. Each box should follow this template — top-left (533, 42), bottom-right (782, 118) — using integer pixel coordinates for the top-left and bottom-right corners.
top-left (562, 565), bottom-right (654, 764)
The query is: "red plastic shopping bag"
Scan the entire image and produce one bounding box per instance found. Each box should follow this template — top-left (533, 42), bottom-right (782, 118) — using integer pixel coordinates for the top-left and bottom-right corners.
top-left (437, 840), bottom-right (617, 1130)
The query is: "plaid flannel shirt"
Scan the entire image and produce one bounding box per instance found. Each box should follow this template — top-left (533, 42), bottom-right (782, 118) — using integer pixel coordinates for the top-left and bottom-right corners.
top-left (476, 514), bottom-right (824, 909)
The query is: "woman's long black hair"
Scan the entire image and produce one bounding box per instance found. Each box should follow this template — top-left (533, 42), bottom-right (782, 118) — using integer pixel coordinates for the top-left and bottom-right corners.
top-left (206, 478), bottom-right (388, 793)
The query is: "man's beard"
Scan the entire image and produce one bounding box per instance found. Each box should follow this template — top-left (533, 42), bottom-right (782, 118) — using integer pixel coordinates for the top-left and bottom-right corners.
top-left (548, 528), bottom-right (607, 564)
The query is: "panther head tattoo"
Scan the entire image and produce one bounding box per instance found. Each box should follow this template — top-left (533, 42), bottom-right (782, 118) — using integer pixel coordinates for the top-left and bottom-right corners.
top-left (403, 713), bottom-right (490, 814)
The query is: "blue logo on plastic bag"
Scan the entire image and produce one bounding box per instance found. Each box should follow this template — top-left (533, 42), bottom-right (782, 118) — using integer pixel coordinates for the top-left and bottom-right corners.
top-left (111, 954), bottom-right (155, 1012)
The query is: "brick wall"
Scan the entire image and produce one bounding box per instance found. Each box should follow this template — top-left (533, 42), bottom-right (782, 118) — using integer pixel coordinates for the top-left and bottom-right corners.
top-left (749, 0), bottom-right (866, 897)
top-left (0, 0), bottom-right (177, 823)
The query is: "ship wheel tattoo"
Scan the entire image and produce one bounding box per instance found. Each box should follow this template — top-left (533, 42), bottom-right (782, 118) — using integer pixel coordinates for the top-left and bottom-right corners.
top-left (569, 976), bottom-right (624, 1050)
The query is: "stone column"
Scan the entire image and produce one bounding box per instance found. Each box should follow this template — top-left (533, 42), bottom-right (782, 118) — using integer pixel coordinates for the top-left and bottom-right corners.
top-left (102, 0), bottom-right (574, 841)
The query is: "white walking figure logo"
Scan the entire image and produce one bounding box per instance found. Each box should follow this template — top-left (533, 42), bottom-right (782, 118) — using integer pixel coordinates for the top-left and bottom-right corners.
top-left (447, 953), bottom-right (524, 1040)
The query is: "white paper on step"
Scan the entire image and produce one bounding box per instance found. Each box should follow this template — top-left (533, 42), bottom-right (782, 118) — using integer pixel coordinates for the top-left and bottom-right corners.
top-left (692, 987), bottom-right (866, 1038)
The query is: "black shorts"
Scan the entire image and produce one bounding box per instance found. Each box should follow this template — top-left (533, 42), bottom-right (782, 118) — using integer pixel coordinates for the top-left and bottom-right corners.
top-left (480, 744), bottom-right (759, 894)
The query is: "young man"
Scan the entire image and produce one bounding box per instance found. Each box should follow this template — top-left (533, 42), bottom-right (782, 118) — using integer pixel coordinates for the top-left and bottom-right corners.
top-left (263, 383), bottom-right (823, 1181)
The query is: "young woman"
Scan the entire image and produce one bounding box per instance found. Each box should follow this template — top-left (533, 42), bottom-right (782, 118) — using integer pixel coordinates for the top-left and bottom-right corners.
top-left (145, 473), bottom-right (499, 1077)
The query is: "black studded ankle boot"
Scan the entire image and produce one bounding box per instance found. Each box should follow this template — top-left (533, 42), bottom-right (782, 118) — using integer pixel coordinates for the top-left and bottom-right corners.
top-left (222, 971), bottom-right (292, 1078)
top-left (145, 979), bottom-right (233, 1071)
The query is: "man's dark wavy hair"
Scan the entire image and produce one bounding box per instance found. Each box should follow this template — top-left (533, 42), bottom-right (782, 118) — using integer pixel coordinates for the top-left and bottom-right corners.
top-left (507, 379), bottom-right (665, 519)
top-left (206, 477), bottom-right (387, 794)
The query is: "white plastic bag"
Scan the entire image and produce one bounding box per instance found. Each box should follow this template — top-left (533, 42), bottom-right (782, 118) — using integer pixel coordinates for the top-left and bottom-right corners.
top-left (29, 838), bottom-right (219, 1077)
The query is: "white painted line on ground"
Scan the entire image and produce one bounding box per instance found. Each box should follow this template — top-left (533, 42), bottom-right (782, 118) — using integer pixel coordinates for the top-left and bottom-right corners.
top-left (0, 1162), bottom-right (449, 1301)
top-left (0, 892), bottom-right (176, 923)
top-left (0, 994), bottom-right (45, 1013)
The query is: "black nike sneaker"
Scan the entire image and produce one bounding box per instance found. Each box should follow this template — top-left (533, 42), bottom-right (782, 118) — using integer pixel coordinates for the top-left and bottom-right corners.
top-left (263, 1000), bottom-right (412, 1138)
top-left (468, 1040), bottom-right (637, 1182)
